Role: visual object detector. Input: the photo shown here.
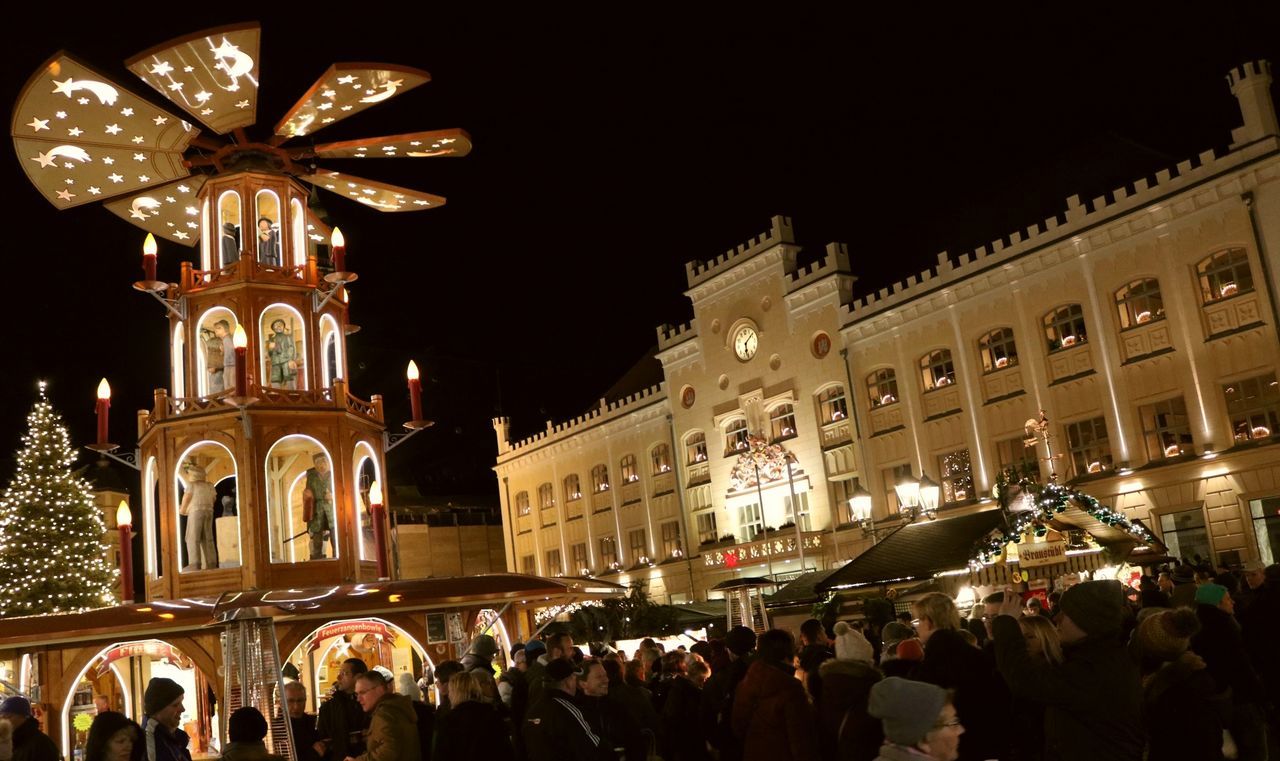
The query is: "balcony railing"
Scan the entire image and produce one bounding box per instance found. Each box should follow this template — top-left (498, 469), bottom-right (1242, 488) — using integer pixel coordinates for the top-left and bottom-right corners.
top-left (179, 255), bottom-right (316, 293)
top-left (142, 379), bottom-right (383, 434)
top-left (702, 530), bottom-right (825, 569)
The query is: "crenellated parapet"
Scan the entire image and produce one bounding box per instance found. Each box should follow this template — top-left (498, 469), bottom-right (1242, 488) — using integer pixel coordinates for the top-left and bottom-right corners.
top-left (685, 215), bottom-right (794, 288)
top-left (496, 383), bottom-right (668, 461)
top-left (657, 320), bottom-right (698, 351)
top-left (787, 241), bottom-right (852, 294)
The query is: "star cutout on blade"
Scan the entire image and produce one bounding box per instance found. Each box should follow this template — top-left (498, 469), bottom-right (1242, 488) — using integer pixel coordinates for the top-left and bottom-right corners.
top-left (236, 100), bottom-right (249, 108)
top-left (121, 108), bottom-right (134, 117)
top-left (133, 153), bottom-right (145, 161)
top-left (51, 78), bottom-right (76, 97)
top-left (150, 61), bottom-right (173, 76)
top-left (55, 111), bottom-right (66, 119)
top-left (337, 75), bottom-right (357, 84)
top-left (132, 136), bottom-right (144, 144)
top-left (165, 196), bottom-right (176, 203)
top-left (64, 178), bottom-right (74, 185)
top-left (153, 116), bottom-right (168, 126)
top-left (87, 186), bottom-right (101, 195)
top-left (32, 152), bottom-right (56, 168)
top-left (195, 91), bottom-right (212, 103)
top-left (138, 174), bottom-right (150, 182)
top-left (67, 127), bottom-right (83, 137)
top-left (63, 163), bottom-right (74, 169)
top-left (77, 97), bottom-right (90, 105)
top-left (168, 81), bottom-right (184, 92)
top-left (105, 124), bottom-right (122, 135)
top-left (322, 89), bottom-right (336, 98)
top-left (183, 65), bottom-right (194, 73)
top-left (56, 190), bottom-right (75, 201)
top-left (27, 118), bottom-right (49, 132)
top-left (102, 157), bottom-right (114, 165)
top-left (413, 200), bottom-right (430, 205)
top-left (108, 173), bottom-right (123, 183)
top-left (177, 184), bottom-right (190, 193)
top-left (340, 105), bottom-right (353, 111)
top-left (174, 232), bottom-right (189, 240)
top-left (200, 108), bottom-right (213, 116)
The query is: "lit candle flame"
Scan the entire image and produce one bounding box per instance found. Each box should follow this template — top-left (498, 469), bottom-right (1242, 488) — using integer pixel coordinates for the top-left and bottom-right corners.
top-left (143, 233), bottom-right (157, 256)
top-left (368, 479), bottom-right (383, 506)
top-left (330, 227), bottom-right (345, 248)
top-left (116, 500), bottom-right (132, 528)
top-left (406, 360), bottom-right (419, 381)
top-left (97, 378), bottom-right (111, 400)
top-left (232, 324), bottom-right (247, 349)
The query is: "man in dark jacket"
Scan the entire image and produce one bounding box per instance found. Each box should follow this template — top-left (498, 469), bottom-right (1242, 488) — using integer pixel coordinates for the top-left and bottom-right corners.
top-left (577, 660), bottom-right (646, 761)
top-left (1193, 583), bottom-right (1268, 761)
top-left (140, 678), bottom-right (193, 761)
top-left (602, 658), bottom-right (659, 746)
top-left (699, 626), bottom-right (755, 761)
top-left (346, 671), bottom-right (421, 761)
top-left (0, 696), bottom-right (57, 761)
top-left (525, 632), bottom-right (573, 707)
top-left (731, 630), bottom-right (818, 761)
top-left (523, 658), bottom-right (612, 761)
top-left (994, 580), bottom-right (1144, 761)
top-left (285, 681), bottom-right (322, 761)
top-left (316, 658), bottom-right (369, 760)
top-left (797, 618), bottom-right (834, 703)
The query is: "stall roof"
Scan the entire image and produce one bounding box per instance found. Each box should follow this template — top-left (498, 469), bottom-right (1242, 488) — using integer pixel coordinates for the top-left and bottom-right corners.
top-left (0, 574), bottom-right (625, 651)
top-left (766, 568), bottom-right (841, 608)
top-left (817, 510), bottom-right (1006, 592)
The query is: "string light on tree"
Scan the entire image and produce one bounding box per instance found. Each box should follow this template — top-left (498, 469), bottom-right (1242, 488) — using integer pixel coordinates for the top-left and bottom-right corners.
top-left (0, 382), bottom-right (117, 616)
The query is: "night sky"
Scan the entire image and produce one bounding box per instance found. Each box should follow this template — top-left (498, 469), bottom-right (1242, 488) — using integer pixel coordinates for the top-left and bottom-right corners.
top-left (3, 7), bottom-right (1279, 500)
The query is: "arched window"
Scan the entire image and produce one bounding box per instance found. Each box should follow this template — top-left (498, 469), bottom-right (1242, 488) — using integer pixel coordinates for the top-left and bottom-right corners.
top-left (724, 419), bottom-right (749, 455)
top-left (817, 386), bottom-right (847, 422)
top-left (1043, 304), bottom-right (1087, 352)
top-left (265, 435), bottom-right (336, 563)
top-left (260, 303), bottom-right (306, 390)
top-left (538, 482), bottom-right (554, 509)
top-left (978, 328), bottom-right (1018, 372)
top-left (685, 432), bottom-right (707, 464)
top-left (867, 369), bottom-right (898, 407)
top-left (651, 444), bottom-right (672, 474)
top-left (1198, 248), bottom-right (1253, 303)
top-left (290, 197), bottom-right (306, 268)
top-left (172, 322), bottom-right (186, 397)
top-left (564, 474), bottom-right (582, 501)
top-left (620, 455), bottom-right (639, 483)
top-left (919, 349), bottom-right (956, 391)
top-left (319, 315), bottom-right (342, 387)
top-left (1115, 279), bottom-right (1164, 329)
top-left (591, 464), bottom-right (611, 492)
top-left (174, 440), bottom-right (239, 572)
top-left (217, 190), bottom-right (241, 269)
top-left (254, 189), bottom-right (282, 267)
top-left (352, 441), bottom-right (381, 562)
top-left (515, 491), bottom-right (531, 515)
top-left (770, 404), bottom-right (797, 441)
top-left (195, 307), bottom-right (238, 397)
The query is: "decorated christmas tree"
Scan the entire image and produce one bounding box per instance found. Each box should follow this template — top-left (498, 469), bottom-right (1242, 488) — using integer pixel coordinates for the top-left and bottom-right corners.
top-left (0, 383), bottom-right (116, 616)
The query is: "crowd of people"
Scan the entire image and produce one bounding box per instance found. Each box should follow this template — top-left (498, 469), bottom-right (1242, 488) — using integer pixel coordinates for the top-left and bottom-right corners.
top-left (1, 558), bottom-right (1276, 761)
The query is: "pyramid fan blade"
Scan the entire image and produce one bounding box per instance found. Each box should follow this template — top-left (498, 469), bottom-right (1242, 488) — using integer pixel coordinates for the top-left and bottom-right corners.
top-left (11, 53), bottom-right (197, 153)
top-left (125, 22), bottom-right (261, 135)
top-left (304, 209), bottom-right (333, 244)
top-left (309, 128), bottom-right (472, 159)
top-left (14, 137), bottom-right (188, 209)
top-left (274, 63), bottom-right (430, 139)
top-left (300, 168), bottom-right (445, 212)
top-left (102, 177), bottom-right (208, 246)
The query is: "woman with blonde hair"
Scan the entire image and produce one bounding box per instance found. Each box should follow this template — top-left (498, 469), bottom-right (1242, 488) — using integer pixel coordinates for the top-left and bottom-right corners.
top-left (433, 672), bottom-right (513, 761)
top-left (1018, 614), bottom-right (1063, 666)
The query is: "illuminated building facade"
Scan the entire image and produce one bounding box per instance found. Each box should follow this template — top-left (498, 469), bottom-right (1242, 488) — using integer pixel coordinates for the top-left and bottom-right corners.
top-left (494, 60), bottom-right (1280, 599)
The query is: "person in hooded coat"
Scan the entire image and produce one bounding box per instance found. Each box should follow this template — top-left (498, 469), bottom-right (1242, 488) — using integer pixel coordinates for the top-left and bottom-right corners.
top-left (1132, 607), bottom-right (1224, 761)
top-left (818, 621), bottom-right (884, 761)
top-left (731, 630), bottom-right (818, 761)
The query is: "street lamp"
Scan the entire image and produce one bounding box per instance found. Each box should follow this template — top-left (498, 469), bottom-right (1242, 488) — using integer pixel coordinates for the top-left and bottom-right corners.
top-left (895, 471), bottom-right (940, 522)
top-left (894, 471), bottom-right (920, 516)
top-left (919, 475), bottom-right (940, 520)
top-left (847, 481), bottom-right (890, 543)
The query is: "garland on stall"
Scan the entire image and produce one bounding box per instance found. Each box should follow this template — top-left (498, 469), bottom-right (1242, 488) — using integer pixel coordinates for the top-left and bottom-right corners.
top-left (969, 466), bottom-right (1155, 568)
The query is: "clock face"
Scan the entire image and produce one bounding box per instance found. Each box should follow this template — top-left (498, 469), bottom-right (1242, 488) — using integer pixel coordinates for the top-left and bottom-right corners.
top-left (733, 326), bottom-right (758, 361)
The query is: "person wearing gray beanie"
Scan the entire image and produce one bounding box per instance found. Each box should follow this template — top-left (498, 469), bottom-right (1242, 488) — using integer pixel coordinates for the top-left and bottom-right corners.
top-left (140, 677), bottom-right (191, 761)
top-left (867, 677), bottom-right (962, 760)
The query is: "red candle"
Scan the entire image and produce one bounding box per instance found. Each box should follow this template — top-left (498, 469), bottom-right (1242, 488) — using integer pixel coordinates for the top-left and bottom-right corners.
top-left (331, 227), bottom-right (346, 272)
top-left (406, 361), bottom-right (423, 421)
top-left (142, 233), bottom-right (157, 281)
top-left (369, 480), bottom-right (388, 579)
top-left (95, 378), bottom-right (111, 445)
top-left (233, 325), bottom-right (248, 396)
top-left (116, 501), bottom-right (134, 604)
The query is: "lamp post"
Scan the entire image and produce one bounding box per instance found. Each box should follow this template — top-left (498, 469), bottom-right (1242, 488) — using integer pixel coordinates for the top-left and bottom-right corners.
top-left (919, 475), bottom-right (941, 520)
top-left (116, 500), bottom-right (134, 604)
top-left (894, 471), bottom-right (940, 522)
top-left (784, 457), bottom-right (807, 569)
top-left (750, 461), bottom-right (776, 582)
top-left (847, 480), bottom-right (879, 543)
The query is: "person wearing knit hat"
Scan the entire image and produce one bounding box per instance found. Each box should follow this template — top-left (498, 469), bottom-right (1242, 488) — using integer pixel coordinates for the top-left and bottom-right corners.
top-left (880, 638), bottom-right (923, 678)
top-left (991, 584), bottom-right (1144, 760)
top-left (1193, 578), bottom-right (1269, 761)
top-left (0, 695), bottom-right (57, 761)
top-left (1193, 582), bottom-right (1233, 612)
top-left (1134, 608), bottom-right (1225, 761)
top-left (141, 677), bottom-right (191, 761)
top-left (222, 706), bottom-right (284, 761)
top-left (867, 677), bottom-right (963, 760)
top-left (832, 621), bottom-right (874, 663)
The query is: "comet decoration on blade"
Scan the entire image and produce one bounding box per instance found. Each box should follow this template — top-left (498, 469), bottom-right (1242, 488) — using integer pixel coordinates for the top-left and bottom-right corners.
top-left (10, 21), bottom-right (468, 244)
